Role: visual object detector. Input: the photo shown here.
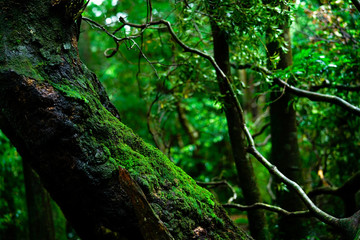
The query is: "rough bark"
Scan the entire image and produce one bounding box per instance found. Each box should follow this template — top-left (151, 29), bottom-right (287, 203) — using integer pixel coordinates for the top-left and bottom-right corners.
top-left (23, 160), bottom-right (56, 240)
top-left (267, 26), bottom-right (307, 239)
top-left (0, 1), bottom-right (251, 239)
top-left (210, 21), bottom-right (270, 240)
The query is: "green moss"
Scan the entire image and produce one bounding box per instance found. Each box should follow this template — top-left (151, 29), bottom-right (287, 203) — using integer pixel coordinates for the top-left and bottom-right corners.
top-left (1, 55), bottom-right (44, 81)
top-left (66, 85), bottom-right (233, 237)
top-left (52, 81), bottom-right (89, 103)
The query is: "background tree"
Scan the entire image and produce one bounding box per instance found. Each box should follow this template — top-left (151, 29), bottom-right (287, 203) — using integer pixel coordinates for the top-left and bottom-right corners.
top-left (208, 2), bottom-right (269, 239)
top-left (265, 2), bottom-right (307, 238)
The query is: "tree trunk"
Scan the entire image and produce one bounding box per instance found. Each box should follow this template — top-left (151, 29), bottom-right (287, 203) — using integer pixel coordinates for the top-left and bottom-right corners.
top-left (267, 25), bottom-right (307, 239)
top-left (0, 1), bottom-right (251, 239)
top-left (210, 21), bottom-right (270, 240)
top-left (23, 160), bottom-right (56, 240)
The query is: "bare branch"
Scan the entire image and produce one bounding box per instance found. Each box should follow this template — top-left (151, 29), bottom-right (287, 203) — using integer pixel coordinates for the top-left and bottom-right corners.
top-left (272, 77), bottom-right (360, 116)
top-left (146, 93), bottom-right (166, 153)
top-left (252, 123), bottom-right (270, 139)
top-left (83, 17), bottom-right (122, 41)
top-left (223, 203), bottom-right (310, 217)
top-left (267, 176), bottom-right (276, 201)
top-left (233, 63), bottom-right (360, 116)
top-left (246, 144), bottom-right (342, 228)
top-left (255, 134), bottom-right (271, 147)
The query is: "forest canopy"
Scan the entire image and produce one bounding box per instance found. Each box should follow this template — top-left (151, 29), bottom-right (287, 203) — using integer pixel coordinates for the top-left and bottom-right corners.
top-left (0, 0), bottom-right (360, 239)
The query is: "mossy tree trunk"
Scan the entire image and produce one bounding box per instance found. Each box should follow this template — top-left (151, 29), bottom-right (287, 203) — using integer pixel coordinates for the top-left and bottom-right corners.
top-left (0, 1), bottom-right (252, 239)
top-left (210, 18), bottom-right (270, 240)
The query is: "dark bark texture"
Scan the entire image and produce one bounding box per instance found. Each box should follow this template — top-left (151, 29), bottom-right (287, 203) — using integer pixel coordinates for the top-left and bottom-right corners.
top-left (267, 26), bottom-right (307, 239)
top-left (210, 20), bottom-right (270, 240)
top-left (0, 1), bottom-right (251, 239)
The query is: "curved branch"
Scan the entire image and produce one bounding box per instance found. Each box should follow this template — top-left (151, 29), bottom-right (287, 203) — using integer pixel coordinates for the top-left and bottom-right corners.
top-left (273, 77), bottom-right (360, 116)
top-left (252, 123), bottom-right (270, 139)
top-left (255, 134), bottom-right (271, 147)
top-left (223, 203), bottom-right (310, 217)
top-left (233, 64), bottom-right (360, 116)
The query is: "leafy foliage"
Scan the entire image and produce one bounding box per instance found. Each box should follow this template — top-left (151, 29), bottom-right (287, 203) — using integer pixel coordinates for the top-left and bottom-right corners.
top-left (0, 131), bottom-right (27, 239)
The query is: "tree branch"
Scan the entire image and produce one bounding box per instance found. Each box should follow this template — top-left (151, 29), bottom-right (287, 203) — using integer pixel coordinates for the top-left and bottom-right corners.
top-left (252, 123), bottom-right (270, 139)
top-left (223, 203), bottom-right (310, 217)
top-left (272, 77), bottom-right (360, 116)
top-left (255, 134), bottom-right (271, 147)
top-left (232, 63), bottom-right (360, 116)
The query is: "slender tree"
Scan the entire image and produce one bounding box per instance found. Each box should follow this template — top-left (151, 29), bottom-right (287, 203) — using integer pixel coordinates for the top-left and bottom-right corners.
top-left (266, 14), bottom-right (307, 240)
top-left (209, 7), bottom-right (270, 240)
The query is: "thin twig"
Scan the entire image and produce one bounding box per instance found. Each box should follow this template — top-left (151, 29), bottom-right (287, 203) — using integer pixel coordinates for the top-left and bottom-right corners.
top-left (273, 76), bottom-right (360, 116)
top-left (129, 39), bottom-right (160, 80)
top-left (147, 93), bottom-right (165, 153)
top-left (255, 134), bottom-right (271, 147)
top-left (252, 123), bottom-right (270, 139)
top-left (223, 203), bottom-right (310, 217)
top-left (267, 175), bottom-right (276, 201)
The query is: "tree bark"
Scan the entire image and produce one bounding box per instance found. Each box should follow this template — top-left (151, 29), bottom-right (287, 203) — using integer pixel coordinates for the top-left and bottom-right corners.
top-left (267, 25), bottom-right (307, 239)
top-left (0, 1), bottom-right (251, 239)
top-left (210, 20), bottom-right (270, 240)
